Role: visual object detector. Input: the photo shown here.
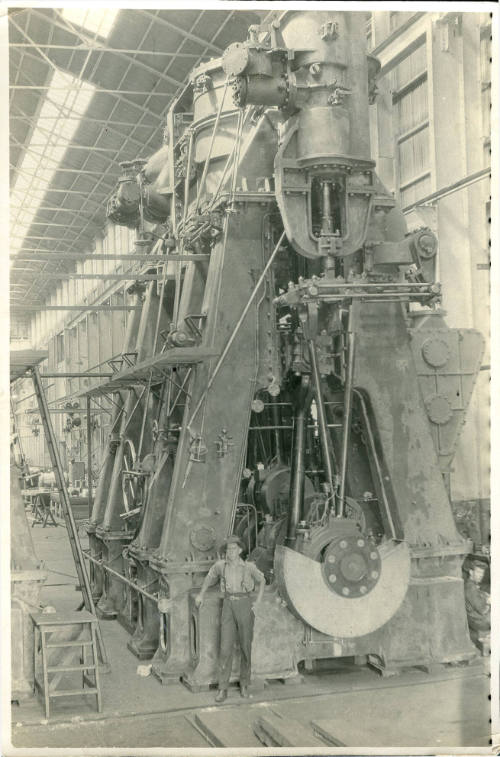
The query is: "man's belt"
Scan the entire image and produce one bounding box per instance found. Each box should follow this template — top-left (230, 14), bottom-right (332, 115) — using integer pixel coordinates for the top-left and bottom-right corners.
top-left (224, 592), bottom-right (250, 600)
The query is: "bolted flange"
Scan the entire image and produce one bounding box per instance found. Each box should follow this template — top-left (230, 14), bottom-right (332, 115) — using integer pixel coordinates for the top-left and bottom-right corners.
top-left (322, 535), bottom-right (381, 598)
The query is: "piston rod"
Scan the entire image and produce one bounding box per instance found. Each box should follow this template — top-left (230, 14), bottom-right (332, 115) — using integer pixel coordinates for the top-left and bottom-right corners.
top-left (286, 374), bottom-right (312, 545)
top-left (338, 309), bottom-right (356, 516)
top-left (83, 551), bottom-right (159, 603)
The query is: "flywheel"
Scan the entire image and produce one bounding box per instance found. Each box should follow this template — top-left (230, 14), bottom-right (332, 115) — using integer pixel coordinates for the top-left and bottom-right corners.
top-left (274, 522), bottom-right (410, 638)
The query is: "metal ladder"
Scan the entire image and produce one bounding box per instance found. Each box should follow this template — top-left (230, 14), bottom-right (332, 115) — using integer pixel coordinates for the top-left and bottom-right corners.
top-left (30, 365), bottom-right (109, 667)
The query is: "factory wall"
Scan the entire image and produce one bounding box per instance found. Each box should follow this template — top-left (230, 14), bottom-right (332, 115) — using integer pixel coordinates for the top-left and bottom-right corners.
top-left (12, 221), bottom-right (137, 473)
top-left (369, 11), bottom-right (491, 502)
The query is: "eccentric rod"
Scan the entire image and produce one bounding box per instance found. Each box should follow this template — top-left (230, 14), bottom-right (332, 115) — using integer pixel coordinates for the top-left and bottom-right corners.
top-left (286, 375), bottom-right (312, 545)
top-left (308, 340), bottom-right (337, 511)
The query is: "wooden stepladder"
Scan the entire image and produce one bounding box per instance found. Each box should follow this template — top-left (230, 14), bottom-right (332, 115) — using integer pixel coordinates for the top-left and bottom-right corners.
top-left (31, 611), bottom-right (102, 718)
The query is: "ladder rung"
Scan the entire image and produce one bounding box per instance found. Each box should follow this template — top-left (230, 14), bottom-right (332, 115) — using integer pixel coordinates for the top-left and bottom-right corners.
top-left (47, 664), bottom-right (96, 673)
top-left (46, 640), bottom-right (93, 648)
top-left (49, 688), bottom-right (98, 697)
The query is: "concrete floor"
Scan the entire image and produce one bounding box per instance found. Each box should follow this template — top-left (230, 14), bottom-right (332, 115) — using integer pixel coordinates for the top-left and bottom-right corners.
top-left (9, 516), bottom-right (492, 750)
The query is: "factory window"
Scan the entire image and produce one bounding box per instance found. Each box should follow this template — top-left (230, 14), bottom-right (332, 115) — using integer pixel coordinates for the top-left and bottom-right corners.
top-left (61, 8), bottom-right (118, 38)
top-left (390, 42), bottom-right (431, 209)
top-left (390, 42), bottom-right (427, 91)
top-left (55, 333), bottom-right (64, 365)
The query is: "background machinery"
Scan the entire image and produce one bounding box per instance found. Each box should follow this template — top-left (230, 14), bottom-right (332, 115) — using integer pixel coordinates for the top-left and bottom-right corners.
top-left (85, 10), bottom-right (484, 686)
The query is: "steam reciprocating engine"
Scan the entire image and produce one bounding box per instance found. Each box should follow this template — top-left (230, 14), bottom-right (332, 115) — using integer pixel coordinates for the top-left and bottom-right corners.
top-left (87, 10), bottom-right (484, 684)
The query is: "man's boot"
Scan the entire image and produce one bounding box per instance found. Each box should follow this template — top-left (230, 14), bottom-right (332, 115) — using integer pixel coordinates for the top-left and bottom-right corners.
top-left (215, 689), bottom-right (227, 703)
top-left (240, 685), bottom-right (249, 698)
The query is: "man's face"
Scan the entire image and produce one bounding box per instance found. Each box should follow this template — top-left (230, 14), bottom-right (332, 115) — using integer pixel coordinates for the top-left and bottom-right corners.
top-left (471, 566), bottom-right (486, 584)
top-left (226, 543), bottom-right (241, 561)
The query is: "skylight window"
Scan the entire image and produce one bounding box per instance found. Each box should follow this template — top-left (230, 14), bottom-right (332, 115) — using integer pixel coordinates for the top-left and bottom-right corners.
top-left (60, 8), bottom-right (118, 38)
top-left (10, 70), bottom-right (95, 264)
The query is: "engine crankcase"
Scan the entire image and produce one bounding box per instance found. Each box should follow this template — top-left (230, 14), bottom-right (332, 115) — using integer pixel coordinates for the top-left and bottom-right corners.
top-left (275, 534), bottom-right (410, 638)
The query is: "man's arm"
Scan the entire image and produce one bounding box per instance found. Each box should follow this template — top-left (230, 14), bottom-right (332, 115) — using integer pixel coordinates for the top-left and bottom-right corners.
top-left (248, 562), bottom-right (265, 606)
top-left (195, 561), bottom-right (221, 606)
top-left (465, 581), bottom-right (490, 616)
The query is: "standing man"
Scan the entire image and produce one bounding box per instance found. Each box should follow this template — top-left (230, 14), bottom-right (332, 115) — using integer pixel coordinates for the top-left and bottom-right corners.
top-left (195, 535), bottom-right (265, 702)
top-left (464, 559), bottom-right (490, 633)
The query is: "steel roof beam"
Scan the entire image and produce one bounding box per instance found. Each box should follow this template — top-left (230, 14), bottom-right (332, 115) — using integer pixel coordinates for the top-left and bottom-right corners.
top-left (10, 43), bottom-right (211, 59)
top-left (11, 305), bottom-right (141, 311)
top-left (139, 10), bottom-right (224, 54)
top-left (11, 206), bottom-right (106, 217)
top-left (51, 10), bottom-right (221, 255)
top-left (52, 9), bottom-right (185, 89)
top-left (9, 35), bottom-right (165, 124)
top-left (12, 246), bottom-right (94, 254)
top-left (14, 220), bottom-right (102, 230)
top-left (10, 10), bottom-right (108, 301)
top-left (10, 8), bottom-right (239, 308)
top-left (10, 164), bottom-right (118, 180)
top-left (11, 114), bottom-right (157, 130)
top-left (12, 253), bottom-right (207, 261)
top-left (40, 12), bottom-right (169, 257)
top-left (11, 272), bottom-right (168, 280)
top-left (12, 187), bottom-right (108, 200)
top-left (11, 85), bottom-right (178, 96)
top-left (9, 134), bottom-right (112, 164)
top-left (12, 235), bottom-right (91, 243)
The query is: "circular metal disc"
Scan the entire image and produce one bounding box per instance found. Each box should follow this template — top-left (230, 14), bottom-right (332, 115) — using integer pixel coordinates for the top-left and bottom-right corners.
top-left (422, 337), bottom-right (450, 368)
top-left (222, 42), bottom-right (249, 77)
top-left (425, 393), bottom-right (453, 425)
top-left (275, 540), bottom-right (410, 638)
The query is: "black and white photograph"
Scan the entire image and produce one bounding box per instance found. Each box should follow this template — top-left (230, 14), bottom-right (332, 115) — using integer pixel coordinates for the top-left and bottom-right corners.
top-left (3, 2), bottom-right (497, 753)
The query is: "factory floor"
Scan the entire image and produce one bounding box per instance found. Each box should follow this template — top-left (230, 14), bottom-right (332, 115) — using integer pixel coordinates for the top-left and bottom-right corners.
top-left (10, 518), bottom-right (491, 750)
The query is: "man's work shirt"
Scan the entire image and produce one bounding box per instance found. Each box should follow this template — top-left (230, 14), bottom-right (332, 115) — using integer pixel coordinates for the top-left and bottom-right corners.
top-left (465, 579), bottom-right (490, 626)
top-left (205, 558), bottom-right (264, 594)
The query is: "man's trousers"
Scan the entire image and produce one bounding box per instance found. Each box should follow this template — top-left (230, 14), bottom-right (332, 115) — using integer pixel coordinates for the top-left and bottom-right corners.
top-left (218, 595), bottom-right (254, 689)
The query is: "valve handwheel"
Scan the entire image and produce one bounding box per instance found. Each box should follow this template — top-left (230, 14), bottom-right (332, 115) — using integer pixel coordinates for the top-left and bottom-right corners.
top-left (121, 438), bottom-right (137, 513)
